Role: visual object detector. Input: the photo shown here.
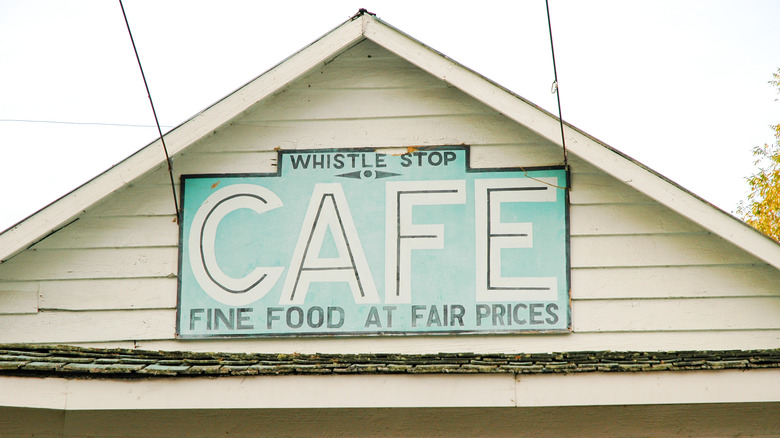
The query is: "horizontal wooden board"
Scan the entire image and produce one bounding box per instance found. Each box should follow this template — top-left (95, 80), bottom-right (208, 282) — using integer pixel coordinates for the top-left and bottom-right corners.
top-left (127, 329), bottom-right (780, 355)
top-left (215, 115), bottom-right (546, 151)
top-left (141, 151), bottom-right (279, 184)
top-left (31, 216), bottom-right (179, 249)
top-left (0, 288), bottom-right (38, 314)
top-left (468, 144), bottom-right (570, 169)
top-left (241, 88), bottom-right (490, 122)
top-left (570, 204), bottom-right (704, 236)
top-left (38, 278), bottom-right (177, 310)
top-left (0, 309), bottom-right (174, 343)
top-left (329, 39), bottom-right (398, 61)
top-left (571, 265), bottom-right (780, 299)
top-left (0, 248), bottom-right (177, 281)
top-left (570, 234), bottom-right (759, 268)
top-left (572, 296), bottom-right (780, 332)
top-left (298, 59), bottom-right (446, 89)
top-left (569, 173), bottom-right (654, 205)
top-left (85, 185), bottom-right (179, 218)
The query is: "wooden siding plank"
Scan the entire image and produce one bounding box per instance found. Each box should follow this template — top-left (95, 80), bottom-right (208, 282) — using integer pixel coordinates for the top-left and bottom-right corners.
top-left (0, 309), bottom-right (174, 343)
top-left (468, 144), bottom-right (575, 169)
top-left (85, 185), bottom-right (179, 217)
top-left (0, 248), bottom-right (177, 281)
top-left (569, 173), bottom-right (653, 205)
top-left (572, 297), bottom-right (780, 332)
top-left (219, 115), bottom-right (545, 151)
top-left (31, 216), bottom-right (179, 249)
top-left (570, 234), bottom-right (759, 268)
top-left (241, 88), bottom-right (490, 122)
top-left (325, 39), bottom-right (397, 61)
top-left (571, 265), bottom-right (780, 299)
top-left (570, 204), bottom-right (704, 236)
top-left (38, 278), bottom-right (177, 310)
top-left (300, 60), bottom-right (446, 89)
top-left (140, 152), bottom-right (278, 185)
top-left (0, 286), bottom-right (38, 314)
top-left (130, 329), bottom-right (780, 354)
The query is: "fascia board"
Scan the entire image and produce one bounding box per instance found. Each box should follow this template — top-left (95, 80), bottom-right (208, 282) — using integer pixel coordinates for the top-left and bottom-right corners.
top-left (0, 16), bottom-right (365, 264)
top-left (2, 369), bottom-right (778, 410)
top-left (363, 16), bottom-right (780, 270)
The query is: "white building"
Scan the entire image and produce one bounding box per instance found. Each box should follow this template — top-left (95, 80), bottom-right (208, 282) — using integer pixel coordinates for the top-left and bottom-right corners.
top-left (1, 11), bottom-right (778, 437)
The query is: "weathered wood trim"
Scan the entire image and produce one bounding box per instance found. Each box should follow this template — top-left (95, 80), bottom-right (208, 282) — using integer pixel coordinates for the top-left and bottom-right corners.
top-left (0, 369), bottom-right (777, 411)
top-left (0, 16), bottom-right (365, 264)
top-left (362, 15), bottom-right (780, 270)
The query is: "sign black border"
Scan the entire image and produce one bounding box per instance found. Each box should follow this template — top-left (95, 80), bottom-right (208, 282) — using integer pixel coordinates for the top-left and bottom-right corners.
top-left (175, 146), bottom-right (571, 338)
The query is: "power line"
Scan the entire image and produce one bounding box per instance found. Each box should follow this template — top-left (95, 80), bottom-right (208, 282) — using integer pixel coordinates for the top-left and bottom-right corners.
top-left (0, 119), bottom-right (174, 128)
top-left (119, 0), bottom-right (180, 221)
top-left (545, 0), bottom-right (568, 170)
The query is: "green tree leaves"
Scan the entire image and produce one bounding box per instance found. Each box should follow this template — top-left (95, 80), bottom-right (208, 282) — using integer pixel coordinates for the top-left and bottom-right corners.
top-left (738, 69), bottom-right (780, 241)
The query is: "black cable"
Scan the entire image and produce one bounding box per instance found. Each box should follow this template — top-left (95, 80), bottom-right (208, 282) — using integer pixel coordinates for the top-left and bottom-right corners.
top-left (0, 119), bottom-right (173, 128)
top-left (119, 0), bottom-right (180, 221)
top-left (545, 0), bottom-right (569, 169)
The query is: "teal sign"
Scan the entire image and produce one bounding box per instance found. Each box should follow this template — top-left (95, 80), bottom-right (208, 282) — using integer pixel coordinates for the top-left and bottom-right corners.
top-left (177, 147), bottom-right (569, 337)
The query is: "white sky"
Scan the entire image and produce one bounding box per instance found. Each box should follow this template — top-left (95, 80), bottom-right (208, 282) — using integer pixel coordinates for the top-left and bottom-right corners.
top-left (1, 0), bottom-right (778, 233)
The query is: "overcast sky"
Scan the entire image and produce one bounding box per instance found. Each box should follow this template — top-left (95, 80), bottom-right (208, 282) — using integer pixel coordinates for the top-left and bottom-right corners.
top-left (1, 1), bottom-right (779, 232)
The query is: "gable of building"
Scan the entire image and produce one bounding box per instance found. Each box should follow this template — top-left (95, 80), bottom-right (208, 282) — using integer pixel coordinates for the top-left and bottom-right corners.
top-left (0, 29), bottom-right (777, 353)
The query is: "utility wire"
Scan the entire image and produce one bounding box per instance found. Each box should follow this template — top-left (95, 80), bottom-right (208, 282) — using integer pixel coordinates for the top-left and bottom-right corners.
top-left (119, 0), bottom-right (180, 221)
top-left (0, 119), bottom-right (173, 128)
top-left (545, 0), bottom-right (569, 169)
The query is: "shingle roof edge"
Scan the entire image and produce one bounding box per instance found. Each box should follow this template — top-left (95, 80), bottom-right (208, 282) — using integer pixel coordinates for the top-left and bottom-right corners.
top-left (0, 345), bottom-right (778, 379)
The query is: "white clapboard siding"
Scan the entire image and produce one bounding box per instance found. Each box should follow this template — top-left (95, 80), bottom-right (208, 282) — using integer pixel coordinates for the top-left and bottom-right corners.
top-left (572, 297), bottom-right (780, 332)
top-left (0, 309), bottom-right (174, 343)
top-left (571, 234), bottom-right (758, 268)
top-left (30, 216), bottom-right (179, 249)
top-left (140, 152), bottom-right (279, 185)
top-left (243, 88), bottom-right (489, 121)
top-left (331, 39), bottom-right (396, 60)
top-left (38, 278), bottom-right (177, 310)
top-left (2, 300), bottom-right (775, 345)
top-left (570, 204), bottom-right (705, 236)
top-left (303, 60), bottom-right (447, 89)
top-left (0, 248), bottom-right (176, 281)
top-left (0, 287), bottom-right (38, 314)
top-left (212, 116), bottom-right (545, 151)
top-left (85, 185), bottom-right (179, 218)
top-left (569, 173), bottom-right (654, 205)
top-left (468, 144), bottom-right (586, 170)
top-left (571, 264), bottom-right (780, 299)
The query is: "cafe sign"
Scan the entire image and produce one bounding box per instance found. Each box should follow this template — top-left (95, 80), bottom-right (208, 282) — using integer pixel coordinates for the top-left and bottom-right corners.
top-left (176, 147), bottom-right (569, 337)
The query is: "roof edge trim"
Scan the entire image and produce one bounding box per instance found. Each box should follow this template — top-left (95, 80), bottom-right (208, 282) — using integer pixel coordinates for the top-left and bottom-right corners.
top-left (362, 16), bottom-right (780, 270)
top-left (0, 15), bottom-right (367, 263)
